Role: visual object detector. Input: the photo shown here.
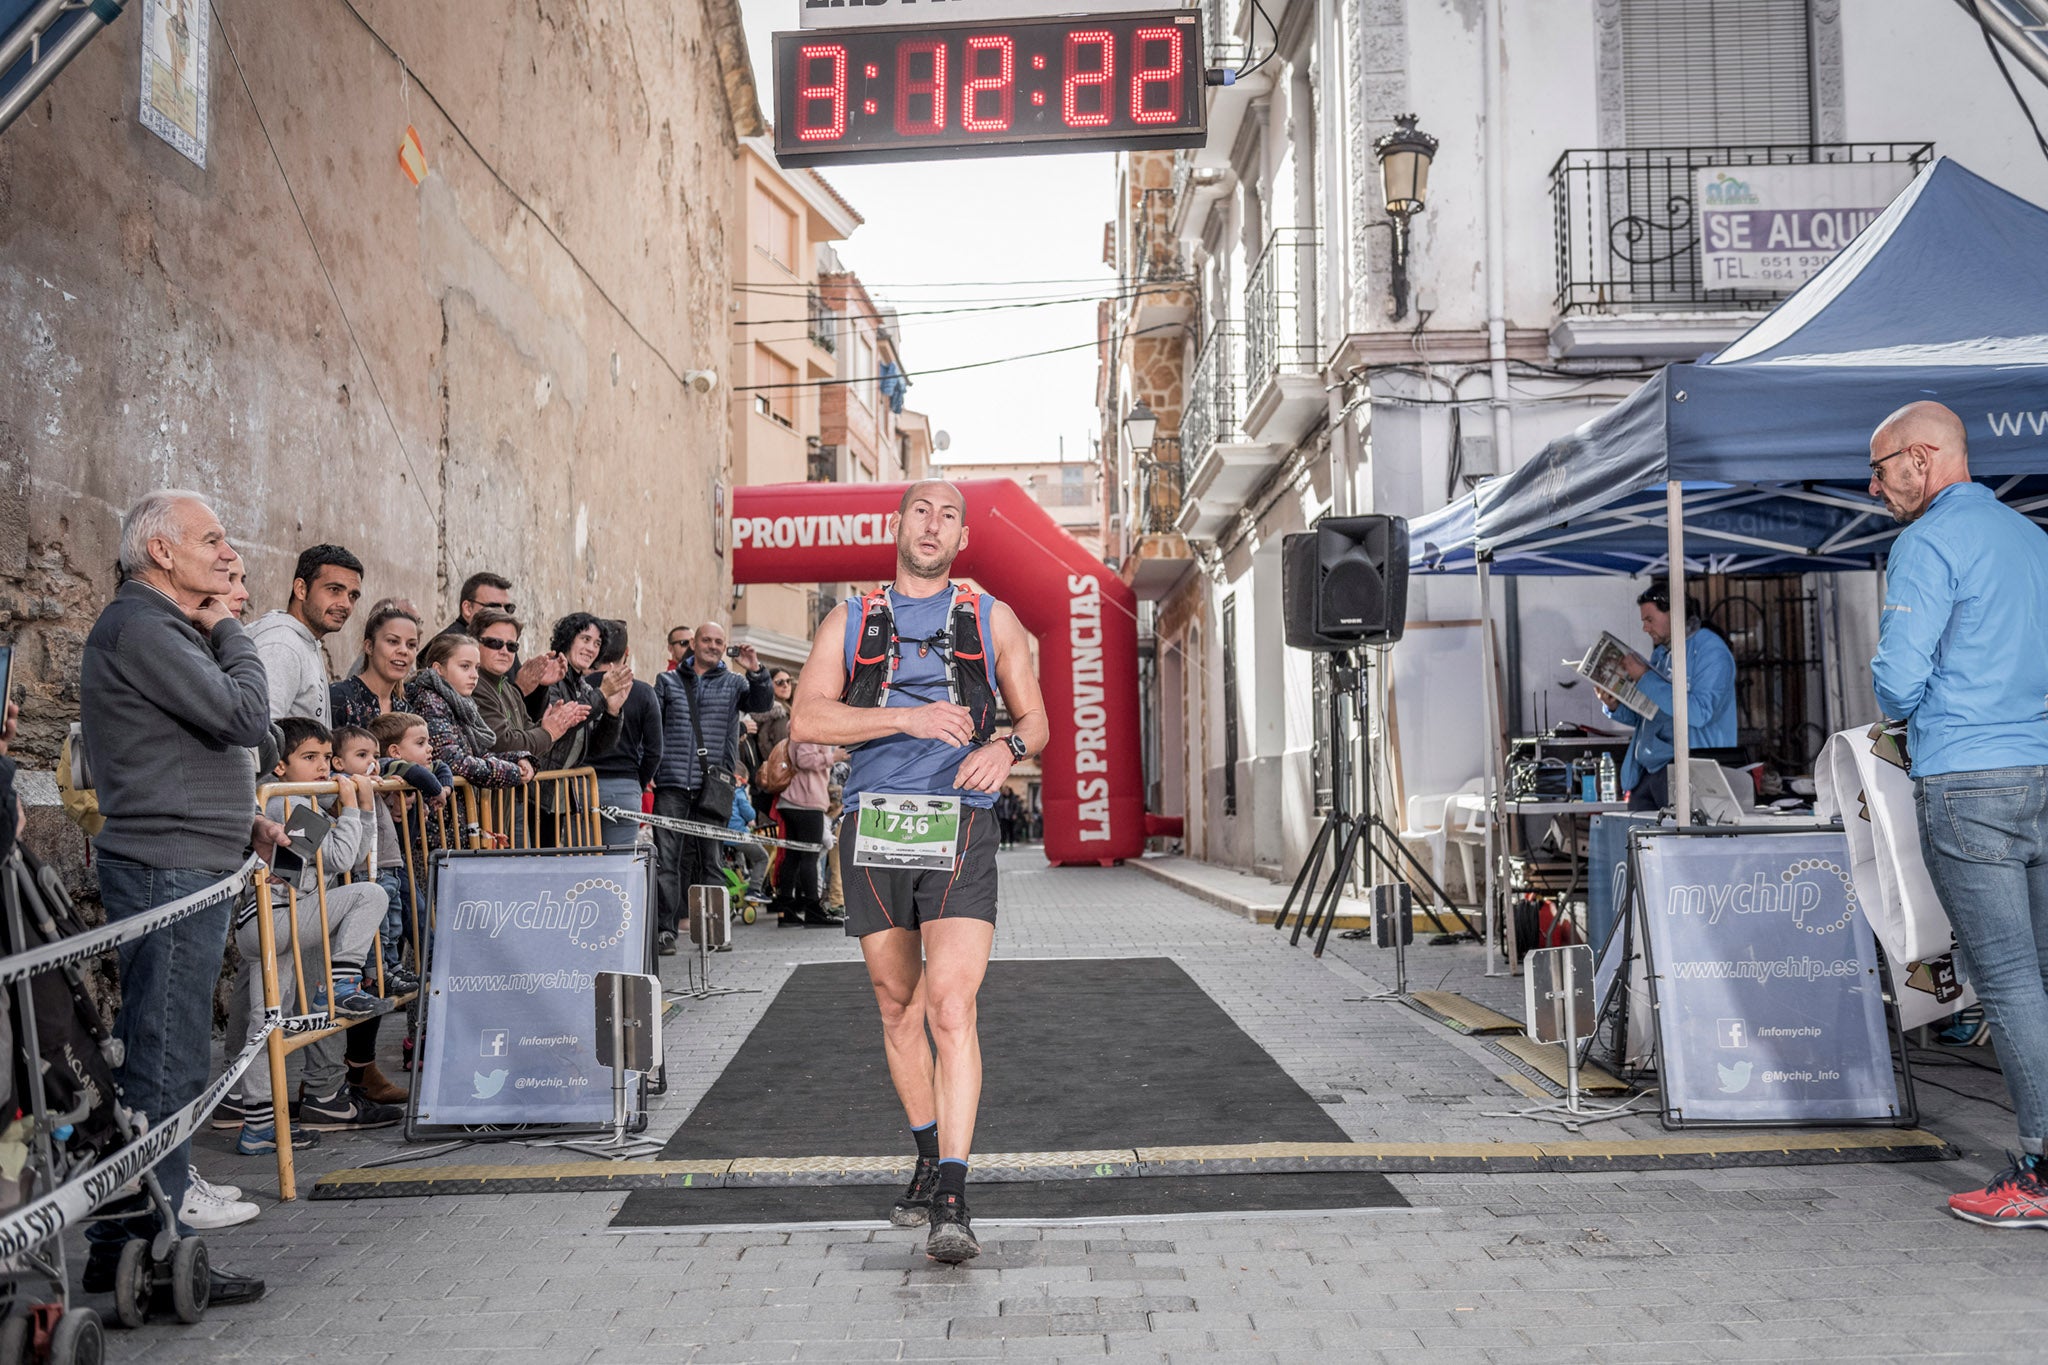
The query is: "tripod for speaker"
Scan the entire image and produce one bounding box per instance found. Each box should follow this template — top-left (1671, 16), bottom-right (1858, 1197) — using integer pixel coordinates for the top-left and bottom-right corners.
top-left (1272, 650), bottom-right (1480, 958)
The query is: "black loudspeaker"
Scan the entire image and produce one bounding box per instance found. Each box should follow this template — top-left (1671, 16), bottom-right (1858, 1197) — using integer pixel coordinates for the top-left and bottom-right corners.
top-left (1282, 515), bottom-right (1410, 650)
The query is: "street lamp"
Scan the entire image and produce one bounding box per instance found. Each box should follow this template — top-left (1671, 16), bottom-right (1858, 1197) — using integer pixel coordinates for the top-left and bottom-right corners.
top-left (1123, 400), bottom-right (1159, 457)
top-left (1373, 113), bottom-right (1438, 323)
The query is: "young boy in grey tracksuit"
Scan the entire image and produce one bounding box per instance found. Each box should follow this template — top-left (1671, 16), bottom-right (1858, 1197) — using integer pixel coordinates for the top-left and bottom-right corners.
top-left (229, 718), bottom-right (399, 1154)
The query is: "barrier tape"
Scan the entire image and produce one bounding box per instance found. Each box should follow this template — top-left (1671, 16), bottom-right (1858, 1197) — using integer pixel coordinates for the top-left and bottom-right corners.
top-left (599, 807), bottom-right (827, 854)
top-left (0, 855), bottom-right (261, 988)
top-left (0, 1007), bottom-right (281, 1258)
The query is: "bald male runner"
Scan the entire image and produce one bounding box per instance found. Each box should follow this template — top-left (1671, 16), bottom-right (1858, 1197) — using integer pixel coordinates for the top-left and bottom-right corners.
top-left (1869, 400), bottom-right (2048, 1228)
top-left (790, 480), bottom-right (1047, 1263)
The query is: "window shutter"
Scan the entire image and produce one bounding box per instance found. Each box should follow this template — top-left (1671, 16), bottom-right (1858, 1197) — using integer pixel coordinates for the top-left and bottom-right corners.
top-left (1618, 0), bottom-right (1812, 147)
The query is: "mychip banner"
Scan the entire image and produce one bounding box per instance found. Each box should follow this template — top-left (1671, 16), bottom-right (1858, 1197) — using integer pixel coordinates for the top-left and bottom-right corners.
top-left (1633, 829), bottom-right (1907, 1126)
top-left (414, 848), bottom-right (653, 1132)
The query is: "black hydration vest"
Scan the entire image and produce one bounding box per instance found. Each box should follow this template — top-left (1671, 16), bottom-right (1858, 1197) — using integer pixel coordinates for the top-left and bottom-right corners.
top-left (844, 586), bottom-right (1000, 745)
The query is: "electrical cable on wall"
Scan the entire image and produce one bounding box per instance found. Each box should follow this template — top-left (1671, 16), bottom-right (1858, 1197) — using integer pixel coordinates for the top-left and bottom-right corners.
top-left (210, 0), bottom-right (434, 521)
top-left (733, 323), bottom-right (1180, 392)
top-left (327, 0), bottom-right (708, 400)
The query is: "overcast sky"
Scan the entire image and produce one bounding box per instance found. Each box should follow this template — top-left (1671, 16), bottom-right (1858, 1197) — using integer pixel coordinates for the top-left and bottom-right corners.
top-left (739, 1), bottom-right (1113, 467)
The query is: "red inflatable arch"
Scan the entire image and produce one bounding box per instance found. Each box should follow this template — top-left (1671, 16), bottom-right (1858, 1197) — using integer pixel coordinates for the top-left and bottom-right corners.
top-left (730, 479), bottom-right (1176, 866)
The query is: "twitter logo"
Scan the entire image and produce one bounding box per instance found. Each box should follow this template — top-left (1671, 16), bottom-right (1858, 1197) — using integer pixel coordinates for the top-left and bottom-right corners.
top-left (1716, 1060), bottom-right (1753, 1093)
top-left (473, 1069), bottom-right (509, 1099)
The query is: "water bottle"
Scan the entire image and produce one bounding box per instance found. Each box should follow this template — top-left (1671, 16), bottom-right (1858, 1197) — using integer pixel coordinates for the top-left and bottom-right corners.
top-left (1598, 753), bottom-right (1618, 803)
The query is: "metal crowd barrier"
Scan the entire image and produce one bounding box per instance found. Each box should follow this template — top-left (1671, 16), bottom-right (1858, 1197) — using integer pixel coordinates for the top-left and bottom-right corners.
top-left (257, 767), bottom-right (600, 1199)
top-left (470, 768), bottom-right (603, 849)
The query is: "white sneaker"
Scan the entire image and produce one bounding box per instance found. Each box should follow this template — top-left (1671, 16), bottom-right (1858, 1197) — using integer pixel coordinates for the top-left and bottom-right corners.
top-left (180, 1173), bottom-right (259, 1230)
top-left (189, 1169), bottom-right (244, 1202)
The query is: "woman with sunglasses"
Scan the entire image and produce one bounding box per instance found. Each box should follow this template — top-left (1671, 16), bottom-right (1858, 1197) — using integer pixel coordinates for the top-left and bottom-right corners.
top-left (468, 607), bottom-right (586, 767)
top-left (332, 601), bottom-right (422, 729)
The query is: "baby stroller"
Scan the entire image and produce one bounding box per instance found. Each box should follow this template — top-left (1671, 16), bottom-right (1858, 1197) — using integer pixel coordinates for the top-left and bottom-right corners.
top-left (2, 846), bottom-right (216, 1356)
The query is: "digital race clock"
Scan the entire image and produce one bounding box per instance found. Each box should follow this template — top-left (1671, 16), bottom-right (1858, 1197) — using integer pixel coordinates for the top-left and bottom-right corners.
top-left (772, 11), bottom-right (1207, 167)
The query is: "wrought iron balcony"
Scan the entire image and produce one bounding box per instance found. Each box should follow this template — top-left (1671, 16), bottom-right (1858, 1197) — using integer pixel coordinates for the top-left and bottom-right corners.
top-left (1182, 322), bottom-right (1246, 463)
top-left (1136, 438), bottom-right (1185, 537)
top-left (1245, 228), bottom-right (1319, 388)
top-left (1549, 143), bottom-right (1933, 315)
top-left (807, 286), bottom-right (838, 354)
top-left (1129, 186), bottom-right (1188, 283)
top-left (1171, 147), bottom-right (1195, 206)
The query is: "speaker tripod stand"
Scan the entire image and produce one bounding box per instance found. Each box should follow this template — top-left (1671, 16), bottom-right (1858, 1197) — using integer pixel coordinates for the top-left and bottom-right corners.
top-left (1273, 651), bottom-right (1480, 958)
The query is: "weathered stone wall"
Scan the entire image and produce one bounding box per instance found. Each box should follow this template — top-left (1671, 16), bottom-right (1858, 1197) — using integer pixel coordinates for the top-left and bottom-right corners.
top-left (0, 0), bottom-right (757, 763)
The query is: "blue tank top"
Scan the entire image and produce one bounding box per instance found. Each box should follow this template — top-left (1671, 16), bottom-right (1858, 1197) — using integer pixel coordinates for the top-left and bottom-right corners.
top-left (841, 586), bottom-right (1000, 811)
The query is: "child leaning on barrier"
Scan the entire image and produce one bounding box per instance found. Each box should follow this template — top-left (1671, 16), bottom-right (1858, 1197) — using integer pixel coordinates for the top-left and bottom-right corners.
top-left (227, 717), bottom-right (404, 1155)
top-left (355, 713), bottom-right (451, 981)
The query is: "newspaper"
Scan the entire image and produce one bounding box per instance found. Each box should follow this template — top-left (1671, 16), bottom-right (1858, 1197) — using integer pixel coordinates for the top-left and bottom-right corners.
top-left (1566, 631), bottom-right (1657, 720)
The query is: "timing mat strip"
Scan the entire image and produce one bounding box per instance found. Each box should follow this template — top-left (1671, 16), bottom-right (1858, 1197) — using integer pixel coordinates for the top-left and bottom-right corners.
top-left (1406, 990), bottom-right (1525, 1035)
top-left (310, 1129), bottom-right (1956, 1198)
top-left (1489, 1035), bottom-right (1632, 1094)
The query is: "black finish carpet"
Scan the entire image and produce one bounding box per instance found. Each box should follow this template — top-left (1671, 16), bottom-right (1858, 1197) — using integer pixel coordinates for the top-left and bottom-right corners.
top-left (610, 1172), bottom-right (1409, 1227)
top-left (614, 957), bottom-right (1405, 1226)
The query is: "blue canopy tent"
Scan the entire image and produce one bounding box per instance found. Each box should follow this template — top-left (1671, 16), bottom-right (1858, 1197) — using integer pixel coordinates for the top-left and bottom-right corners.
top-left (1403, 156), bottom-right (2048, 963)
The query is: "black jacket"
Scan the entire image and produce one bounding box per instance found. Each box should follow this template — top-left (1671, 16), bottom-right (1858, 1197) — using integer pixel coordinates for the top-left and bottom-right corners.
top-left (588, 677), bottom-right (662, 788)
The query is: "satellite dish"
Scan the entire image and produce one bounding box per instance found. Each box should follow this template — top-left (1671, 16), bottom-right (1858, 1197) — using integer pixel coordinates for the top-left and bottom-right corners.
top-left (934, 430), bottom-right (952, 452)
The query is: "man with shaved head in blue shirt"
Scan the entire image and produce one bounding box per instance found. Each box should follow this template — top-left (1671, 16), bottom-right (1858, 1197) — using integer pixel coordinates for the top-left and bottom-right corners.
top-left (1871, 399), bottom-right (2048, 1230)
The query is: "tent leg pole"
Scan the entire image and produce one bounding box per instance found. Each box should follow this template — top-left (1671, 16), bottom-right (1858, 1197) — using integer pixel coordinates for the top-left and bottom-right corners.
top-left (1667, 480), bottom-right (1692, 821)
top-left (1479, 556), bottom-right (1506, 977)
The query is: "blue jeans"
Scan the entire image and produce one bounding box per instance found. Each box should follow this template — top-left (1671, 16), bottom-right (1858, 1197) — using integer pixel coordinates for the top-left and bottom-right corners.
top-left (1916, 766), bottom-right (2048, 1153)
top-left (87, 856), bottom-right (238, 1246)
top-left (376, 869), bottom-right (416, 970)
top-left (598, 777), bottom-right (644, 848)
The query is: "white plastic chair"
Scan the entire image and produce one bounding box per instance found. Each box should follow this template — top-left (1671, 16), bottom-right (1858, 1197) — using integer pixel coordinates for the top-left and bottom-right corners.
top-left (1444, 786), bottom-right (1491, 901)
top-left (1399, 778), bottom-right (1486, 900)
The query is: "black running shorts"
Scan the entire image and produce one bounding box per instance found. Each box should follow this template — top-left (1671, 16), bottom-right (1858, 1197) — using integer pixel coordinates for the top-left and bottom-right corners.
top-left (840, 806), bottom-right (1000, 937)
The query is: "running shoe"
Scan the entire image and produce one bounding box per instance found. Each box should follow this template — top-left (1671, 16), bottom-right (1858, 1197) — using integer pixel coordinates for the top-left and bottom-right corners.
top-left (181, 1172), bottom-right (260, 1229)
top-left (236, 1120), bottom-right (321, 1155)
top-left (211, 1091), bottom-right (251, 1130)
top-left (891, 1156), bottom-right (942, 1228)
top-left (1938, 1006), bottom-right (1990, 1047)
top-left (925, 1191), bottom-right (980, 1264)
top-left (377, 964), bottom-right (421, 996)
top-left (1947, 1153), bottom-right (2048, 1229)
top-left (330, 981), bottom-right (397, 1020)
top-left (299, 1087), bottom-right (404, 1131)
top-left (658, 930), bottom-right (678, 956)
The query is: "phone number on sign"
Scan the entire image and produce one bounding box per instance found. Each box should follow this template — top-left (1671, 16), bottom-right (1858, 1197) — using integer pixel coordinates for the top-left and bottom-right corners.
top-left (1707, 253), bottom-right (1835, 285)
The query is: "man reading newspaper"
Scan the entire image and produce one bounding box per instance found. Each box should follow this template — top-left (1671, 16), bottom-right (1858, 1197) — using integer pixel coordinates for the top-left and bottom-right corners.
top-left (1589, 580), bottom-right (1737, 812)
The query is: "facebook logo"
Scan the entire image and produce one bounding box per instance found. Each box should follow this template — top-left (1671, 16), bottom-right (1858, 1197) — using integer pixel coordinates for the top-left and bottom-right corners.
top-left (480, 1029), bottom-right (509, 1058)
top-left (1717, 1018), bottom-right (1747, 1050)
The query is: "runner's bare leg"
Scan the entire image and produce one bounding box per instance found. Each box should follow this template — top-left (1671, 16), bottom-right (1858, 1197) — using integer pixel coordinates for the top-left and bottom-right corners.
top-left (861, 927), bottom-right (936, 1127)
top-left (919, 918), bottom-right (995, 1160)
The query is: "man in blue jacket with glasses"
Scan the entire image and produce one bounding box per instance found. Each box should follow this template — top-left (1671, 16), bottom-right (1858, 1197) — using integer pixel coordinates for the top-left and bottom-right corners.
top-left (1871, 399), bottom-right (2048, 1230)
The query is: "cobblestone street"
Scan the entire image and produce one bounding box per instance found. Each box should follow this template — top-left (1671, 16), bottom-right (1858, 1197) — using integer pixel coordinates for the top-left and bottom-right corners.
top-left (84, 852), bottom-right (2048, 1364)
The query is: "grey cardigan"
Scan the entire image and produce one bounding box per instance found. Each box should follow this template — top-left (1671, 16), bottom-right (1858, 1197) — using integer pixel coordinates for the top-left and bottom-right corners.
top-left (81, 581), bottom-right (272, 872)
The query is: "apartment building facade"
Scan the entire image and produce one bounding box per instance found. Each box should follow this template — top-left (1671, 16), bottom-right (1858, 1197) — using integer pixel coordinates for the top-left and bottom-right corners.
top-left (728, 137), bottom-right (863, 671)
top-left (1101, 0), bottom-right (2048, 878)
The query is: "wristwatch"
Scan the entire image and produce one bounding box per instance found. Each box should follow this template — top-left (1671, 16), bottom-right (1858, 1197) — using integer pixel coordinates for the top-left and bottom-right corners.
top-left (1004, 733), bottom-right (1028, 764)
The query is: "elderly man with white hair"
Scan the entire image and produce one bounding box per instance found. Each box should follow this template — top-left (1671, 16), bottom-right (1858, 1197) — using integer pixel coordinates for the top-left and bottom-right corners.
top-left (77, 489), bottom-right (277, 1304)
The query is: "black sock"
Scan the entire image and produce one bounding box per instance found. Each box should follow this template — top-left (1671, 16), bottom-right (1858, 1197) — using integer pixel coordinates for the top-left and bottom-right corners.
top-left (936, 1158), bottom-right (968, 1200)
top-left (911, 1121), bottom-right (939, 1161)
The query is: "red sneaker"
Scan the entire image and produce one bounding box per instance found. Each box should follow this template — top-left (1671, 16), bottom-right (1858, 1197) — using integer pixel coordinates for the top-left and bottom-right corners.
top-left (1948, 1154), bottom-right (2048, 1229)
